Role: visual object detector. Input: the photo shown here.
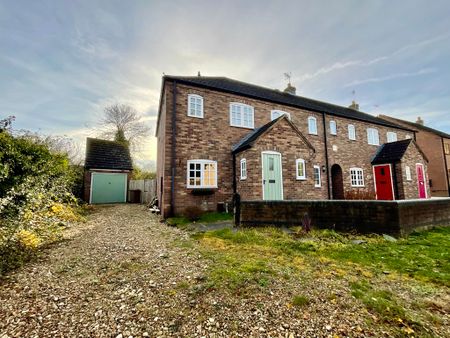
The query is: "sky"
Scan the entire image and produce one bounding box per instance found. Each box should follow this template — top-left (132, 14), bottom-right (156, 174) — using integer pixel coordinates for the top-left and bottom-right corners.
top-left (1, 0), bottom-right (450, 168)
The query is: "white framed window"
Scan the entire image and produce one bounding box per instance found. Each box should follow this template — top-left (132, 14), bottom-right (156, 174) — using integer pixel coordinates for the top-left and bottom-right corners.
top-left (187, 160), bottom-right (217, 188)
top-left (329, 120), bottom-right (337, 135)
top-left (405, 166), bottom-right (412, 181)
top-left (271, 110), bottom-right (291, 121)
top-left (230, 103), bottom-right (254, 129)
top-left (348, 124), bottom-right (356, 140)
top-left (187, 94), bottom-right (203, 118)
top-left (240, 159), bottom-right (247, 180)
top-left (313, 165), bottom-right (321, 187)
top-left (367, 128), bottom-right (380, 145)
top-left (296, 159), bottom-right (306, 180)
top-left (308, 116), bottom-right (318, 135)
top-left (350, 168), bottom-right (364, 187)
top-left (387, 131), bottom-right (397, 143)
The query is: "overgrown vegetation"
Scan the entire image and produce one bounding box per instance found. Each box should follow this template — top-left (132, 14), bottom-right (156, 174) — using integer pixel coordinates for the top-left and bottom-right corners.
top-left (0, 129), bottom-right (85, 275)
top-left (192, 226), bottom-right (449, 335)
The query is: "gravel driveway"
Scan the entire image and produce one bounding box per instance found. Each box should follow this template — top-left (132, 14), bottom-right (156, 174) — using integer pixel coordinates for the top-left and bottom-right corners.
top-left (2, 204), bottom-right (437, 337)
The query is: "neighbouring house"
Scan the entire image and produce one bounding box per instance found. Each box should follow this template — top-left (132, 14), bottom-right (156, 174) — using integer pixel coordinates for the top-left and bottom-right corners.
top-left (378, 115), bottom-right (450, 197)
top-left (84, 138), bottom-right (133, 204)
top-left (156, 75), bottom-right (430, 217)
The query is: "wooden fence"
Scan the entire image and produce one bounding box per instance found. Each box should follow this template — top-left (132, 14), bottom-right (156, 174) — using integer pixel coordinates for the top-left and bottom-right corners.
top-left (128, 179), bottom-right (156, 204)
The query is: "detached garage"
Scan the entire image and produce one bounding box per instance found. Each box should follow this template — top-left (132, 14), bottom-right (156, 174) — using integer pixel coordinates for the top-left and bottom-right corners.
top-left (84, 138), bottom-right (133, 204)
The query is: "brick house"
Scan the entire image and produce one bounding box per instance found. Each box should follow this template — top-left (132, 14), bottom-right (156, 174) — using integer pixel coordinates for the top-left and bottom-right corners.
top-left (156, 76), bottom-right (430, 217)
top-left (378, 115), bottom-right (450, 197)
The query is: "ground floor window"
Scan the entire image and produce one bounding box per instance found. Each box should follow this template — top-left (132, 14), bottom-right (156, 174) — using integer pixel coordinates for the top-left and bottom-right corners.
top-left (240, 158), bottom-right (247, 180)
top-left (350, 168), bottom-right (364, 187)
top-left (313, 165), bottom-right (321, 187)
top-left (187, 160), bottom-right (217, 188)
top-left (296, 159), bottom-right (306, 180)
top-left (405, 166), bottom-right (412, 181)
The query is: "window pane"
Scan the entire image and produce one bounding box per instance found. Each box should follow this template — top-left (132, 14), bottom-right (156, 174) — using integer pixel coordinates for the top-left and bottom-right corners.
top-left (269, 157), bottom-right (274, 171)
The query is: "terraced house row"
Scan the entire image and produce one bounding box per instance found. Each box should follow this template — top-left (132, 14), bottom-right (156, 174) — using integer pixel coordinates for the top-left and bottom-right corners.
top-left (156, 75), bottom-right (430, 217)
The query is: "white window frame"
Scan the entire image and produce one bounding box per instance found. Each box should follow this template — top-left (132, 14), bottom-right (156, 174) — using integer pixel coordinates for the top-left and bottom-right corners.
top-left (348, 124), bottom-right (356, 140)
top-left (271, 110), bottom-right (291, 121)
top-left (313, 165), bottom-right (321, 187)
top-left (329, 120), bottom-right (337, 135)
top-left (350, 167), bottom-right (365, 187)
top-left (187, 94), bottom-right (204, 118)
top-left (405, 166), bottom-right (412, 181)
top-left (367, 128), bottom-right (380, 145)
top-left (186, 159), bottom-right (217, 188)
top-left (386, 131), bottom-right (397, 143)
top-left (230, 103), bottom-right (254, 129)
top-left (308, 116), bottom-right (318, 135)
top-left (240, 158), bottom-right (247, 180)
top-left (296, 159), bottom-right (306, 180)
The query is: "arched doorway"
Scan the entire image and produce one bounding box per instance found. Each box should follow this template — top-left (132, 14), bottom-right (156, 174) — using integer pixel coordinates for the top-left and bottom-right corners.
top-left (331, 164), bottom-right (344, 199)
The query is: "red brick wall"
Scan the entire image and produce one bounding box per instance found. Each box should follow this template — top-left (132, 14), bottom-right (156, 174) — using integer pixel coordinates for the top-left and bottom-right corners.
top-left (235, 118), bottom-right (323, 200)
top-left (156, 80), bottom-right (425, 217)
top-left (399, 143), bottom-right (430, 199)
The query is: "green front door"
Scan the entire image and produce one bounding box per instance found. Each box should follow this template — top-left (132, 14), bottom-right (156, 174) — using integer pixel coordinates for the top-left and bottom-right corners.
top-left (91, 173), bottom-right (127, 204)
top-left (262, 152), bottom-right (283, 200)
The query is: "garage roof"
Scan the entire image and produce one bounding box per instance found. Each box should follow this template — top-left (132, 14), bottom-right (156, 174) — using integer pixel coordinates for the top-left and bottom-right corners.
top-left (85, 138), bottom-right (133, 170)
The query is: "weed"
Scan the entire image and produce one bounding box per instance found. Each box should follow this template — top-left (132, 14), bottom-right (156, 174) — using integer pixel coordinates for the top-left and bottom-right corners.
top-left (292, 294), bottom-right (310, 307)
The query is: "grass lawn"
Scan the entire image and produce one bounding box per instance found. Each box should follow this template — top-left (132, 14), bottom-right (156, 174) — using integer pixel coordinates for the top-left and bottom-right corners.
top-left (192, 226), bottom-right (450, 336)
top-left (166, 212), bottom-right (233, 227)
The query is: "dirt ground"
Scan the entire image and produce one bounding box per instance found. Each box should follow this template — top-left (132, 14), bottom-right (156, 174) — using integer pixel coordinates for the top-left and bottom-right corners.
top-left (0, 205), bottom-right (446, 337)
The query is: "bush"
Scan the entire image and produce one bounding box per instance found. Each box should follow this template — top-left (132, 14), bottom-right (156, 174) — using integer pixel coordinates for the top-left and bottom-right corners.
top-left (184, 206), bottom-right (204, 221)
top-left (0, 131), bottom-right (83, 275)
top-left (344, 190), bottom-right (376, 200)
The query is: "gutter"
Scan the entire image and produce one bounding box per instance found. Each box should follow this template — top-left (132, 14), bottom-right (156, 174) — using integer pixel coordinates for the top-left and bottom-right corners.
top-left (321, 112), bottom-right (331, 199)
top-left (170, 80), bottom-right (177, 216)
top-left (441, 137), bottom-right (450, 196)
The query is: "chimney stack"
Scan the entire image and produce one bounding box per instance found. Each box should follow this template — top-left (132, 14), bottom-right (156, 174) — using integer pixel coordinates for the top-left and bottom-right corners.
top-left (416, 116), bottom-right (424, 125)
top-left (284, 83), bottom-right (296, 95)
top-left (348, 100), bottom-right (359, 111)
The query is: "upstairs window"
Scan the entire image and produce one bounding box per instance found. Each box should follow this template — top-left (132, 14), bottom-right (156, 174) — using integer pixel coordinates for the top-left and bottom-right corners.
top-left (187, 94), bottom-right (203, 118)
top-left (230, 103), bottom-right (254, 128)
top-left (271, 110), bottom-right (291, 121)
top-left (405, 166), bottom-right (412, 181)
top-left (350, 168), bottom-right (364, 187)
top-left (313, 165), bottom-right (321, 187)
top-left (348, 124), bottom-right (356, 140)
top-left (367, 128), bottom-right (379, 145)
top-left (329, 120), bottom-right (337, 135)
top-left (308, 116), bottom-right (318, 135)
top-left (187, 160), bottom-right (217, 188)
top-left (240, 159), bottom-right (247, 180)
top-left (444, 143), bottom-right (450, 155)
top-left (405, 134), bottom-right (412, 139)
top-left (387, 131), bottom-right (397, 143)
top-left (296, 159), bottom-right (306, 180)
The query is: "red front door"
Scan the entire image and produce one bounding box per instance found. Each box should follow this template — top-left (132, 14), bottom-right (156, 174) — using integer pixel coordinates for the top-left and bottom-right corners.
top-left (416, 164), bottom-right (426, 198)
top-left (374, 164), bottom-right (394, 200)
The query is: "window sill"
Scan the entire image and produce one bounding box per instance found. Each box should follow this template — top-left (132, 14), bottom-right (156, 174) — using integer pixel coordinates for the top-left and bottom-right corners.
top-left (188, 187), bottom-right (217, 195)
top-left (296, 177), bottom-right (307, 180)
top-left (230, 125), bottom-right (254, 130)
top-left (187, 114), bottom-right (204, 119)
top-left (240, 178), bottom-right (247, 181)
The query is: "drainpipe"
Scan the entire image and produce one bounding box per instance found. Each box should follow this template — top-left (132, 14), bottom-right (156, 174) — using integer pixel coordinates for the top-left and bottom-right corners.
top-left (321, 112), bottom-right (331, 199)
top-left (441, 137), bottom-right (450, 196)
top-left (232, 152), bottom-right (241, 226)
top-left (392, 161), bottom-right (400, 200)
top-left (170, 81), bottom-right (177, 216)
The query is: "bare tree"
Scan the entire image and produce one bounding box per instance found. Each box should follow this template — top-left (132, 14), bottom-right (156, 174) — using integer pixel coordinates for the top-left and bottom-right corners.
top-left (0, 115), bottom-right (15, 132)
top-left (98, 104), bottom-right (150, 150)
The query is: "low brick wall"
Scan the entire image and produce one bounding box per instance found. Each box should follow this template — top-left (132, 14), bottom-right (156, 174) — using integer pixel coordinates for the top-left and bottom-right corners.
top-left (238, 199), bottom-right (450, 236)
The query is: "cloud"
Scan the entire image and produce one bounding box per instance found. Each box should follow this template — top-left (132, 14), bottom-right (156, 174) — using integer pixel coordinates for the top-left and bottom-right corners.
top-left (344, 68), bottom-right (437, 87)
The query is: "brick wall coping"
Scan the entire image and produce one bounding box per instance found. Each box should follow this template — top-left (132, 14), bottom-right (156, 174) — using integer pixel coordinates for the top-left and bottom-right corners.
top-left (241, 198), bottom-right (450, 205)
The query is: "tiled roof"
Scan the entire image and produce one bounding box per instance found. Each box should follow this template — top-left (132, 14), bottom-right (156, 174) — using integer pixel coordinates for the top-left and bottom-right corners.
top-left (371, 139), bottom-right (413, 165)
top-left (85, 138), bottom-right (133, 170)
top-left (378, 115), bottom-right (450, 139)
top-left (163, 75), bottom-right (414, 131)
